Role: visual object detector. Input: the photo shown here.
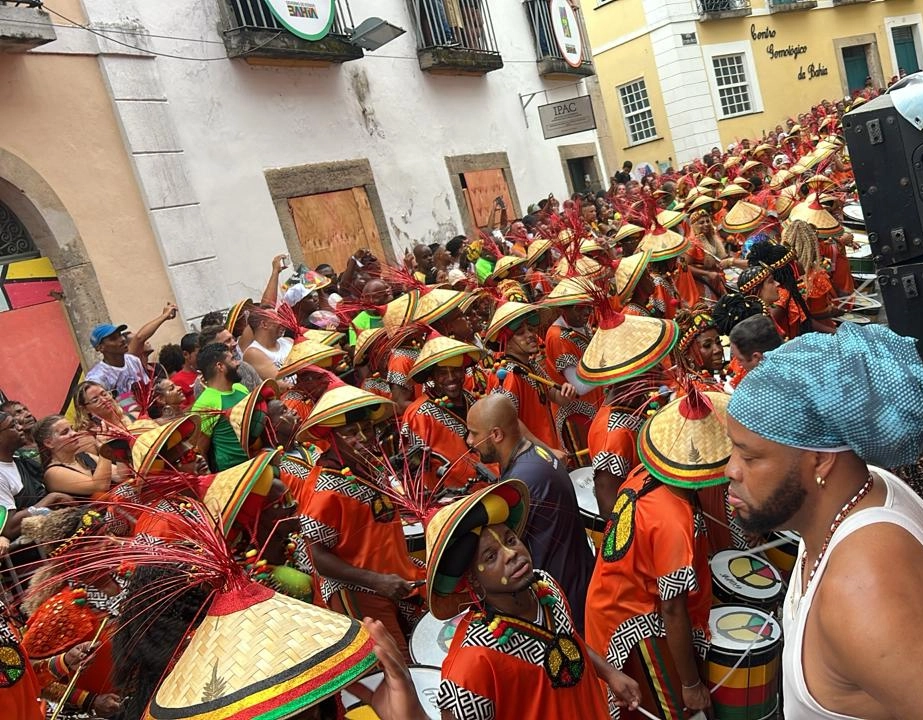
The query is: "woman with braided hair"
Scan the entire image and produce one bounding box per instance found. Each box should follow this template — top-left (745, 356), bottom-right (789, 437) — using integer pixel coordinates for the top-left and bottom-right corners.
top-left (784, 219), bottom-right (838, 332)
top-left (712, 292), bottom-right (779, 389)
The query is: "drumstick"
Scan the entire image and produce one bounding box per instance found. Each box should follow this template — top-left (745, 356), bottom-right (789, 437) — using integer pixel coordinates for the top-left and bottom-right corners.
top-left (49, 616), bottom-right (110, 720)
top-left (496, 366), bottom-right (561, 391)
top-left (747, 536), bottom-right (797, 555)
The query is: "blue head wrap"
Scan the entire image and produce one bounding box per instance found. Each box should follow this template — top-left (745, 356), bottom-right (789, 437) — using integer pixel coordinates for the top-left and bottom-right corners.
top-left (728, 323), bottom-right (923, 468)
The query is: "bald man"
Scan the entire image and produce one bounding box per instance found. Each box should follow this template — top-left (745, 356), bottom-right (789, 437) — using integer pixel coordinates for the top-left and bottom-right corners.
top-left (412, 244), bottom-right (438, 285)
top-left (466, 394), bottom-right (595, 631)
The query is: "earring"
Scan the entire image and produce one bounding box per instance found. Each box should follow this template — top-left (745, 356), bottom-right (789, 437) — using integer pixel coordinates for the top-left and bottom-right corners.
top-left (816, 475), bottom-right (825, 488)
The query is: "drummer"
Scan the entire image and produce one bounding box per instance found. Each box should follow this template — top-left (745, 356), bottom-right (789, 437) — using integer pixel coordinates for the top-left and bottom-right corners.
top-left (584, 388), bottom-right (733, 719)
top-left (426, 480), bottom-right (641, 719)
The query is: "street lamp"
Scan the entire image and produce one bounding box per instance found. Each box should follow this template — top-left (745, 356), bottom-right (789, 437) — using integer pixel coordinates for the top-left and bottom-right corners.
top-left (348, 17), bottom-right (405, 52)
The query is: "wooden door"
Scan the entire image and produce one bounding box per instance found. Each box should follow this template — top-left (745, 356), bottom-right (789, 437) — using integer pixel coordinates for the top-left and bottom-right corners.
top-left (288, 187), bottom-right (388, 272)
top-left (461, 169), bottom-right (515, 231)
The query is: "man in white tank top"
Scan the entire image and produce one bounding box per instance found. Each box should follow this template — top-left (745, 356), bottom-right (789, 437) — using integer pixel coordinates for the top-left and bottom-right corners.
top-left (242, 307), bottom-right (294, 385)
top-left (725, 323), bottom-right (923, 720)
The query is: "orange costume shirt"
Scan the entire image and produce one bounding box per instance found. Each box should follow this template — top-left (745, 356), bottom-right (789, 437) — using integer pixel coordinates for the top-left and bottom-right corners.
top-left (401, 392), bottom-right (478, 491)
top-left (801, 268), bottom-right (835, 317)
top-left (544, 321), bottom-right (603, 432)
top-left (1, 609), bottom-right (46, 720)
top-left (386, 347), bottom-right (422, 399)
top-left (587, 405), bottom-right (644, 502)
top-left (584, 468), bottom-right (712, 672)
top-left (486, 357), bottom-right (561, 450)
top-left (650, 273), bottom-right (681, 319)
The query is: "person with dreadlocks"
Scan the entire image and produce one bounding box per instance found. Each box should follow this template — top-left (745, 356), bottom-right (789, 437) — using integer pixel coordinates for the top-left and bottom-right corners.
top-left (736, 264), bottom-right (782, 330)
top-left (674, 306), bottom-right (726, 391)
top-left (427, 479), bottom-right (641, 720)
top-left (297, 385), bottom-right (426, 660)
top-left (401, 334), bottom-right (485, 492)
top-left (785, 219), bottom-right (838, 332)
top-left (748, 240), bottom-right (819, 338)
top-left (585, 388), bottom-right (731, 719)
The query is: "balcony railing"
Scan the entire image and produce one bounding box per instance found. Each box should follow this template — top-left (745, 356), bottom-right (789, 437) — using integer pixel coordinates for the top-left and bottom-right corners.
top-left (767, 0), bottom-right (817, 13)
top-left (0, 1), bottom-right (56, 52)
top-left (219, 0), bottom-right (363, 64)
top-left (697, 0), bottom-right (752, 19)
top-left (408, 0), bottom-right (503, 75)
top-left (524, 0), bottom-right (594, 78)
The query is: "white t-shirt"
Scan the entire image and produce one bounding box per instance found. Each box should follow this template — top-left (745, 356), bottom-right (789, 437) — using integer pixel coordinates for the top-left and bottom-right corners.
top-left (86, 354), bottom-right (149, 395)
top-left (0, 461), bottom-right (23, 510)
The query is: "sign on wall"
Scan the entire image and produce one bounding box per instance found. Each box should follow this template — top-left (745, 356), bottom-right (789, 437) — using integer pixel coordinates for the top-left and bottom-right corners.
top-left (261, 0), bottom-right (336, 41)
top-left (538, 95), bottom-right (597, 139)
top-left (549, 0), bottom-right (584, 69)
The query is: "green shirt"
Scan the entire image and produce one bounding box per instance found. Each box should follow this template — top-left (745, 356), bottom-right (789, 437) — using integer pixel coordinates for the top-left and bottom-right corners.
top-left (191, 383), bottom-right (249, 471)
top-left (475, 257), bottom-right (495, 284)
top-left (348, 310), bottom-right (383, 346)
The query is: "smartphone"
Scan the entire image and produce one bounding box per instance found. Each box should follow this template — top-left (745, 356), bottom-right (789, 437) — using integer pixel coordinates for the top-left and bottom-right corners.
top-left (495, 196), bottom-right (506, 210)
top-left (280, 255), bottom-right (290, 269)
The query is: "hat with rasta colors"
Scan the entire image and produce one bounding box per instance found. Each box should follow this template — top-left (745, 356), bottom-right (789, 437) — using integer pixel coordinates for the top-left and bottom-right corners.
top-left (410, 335), bottom-right (482, 380)
top-left (484, 301), bottom-right (539, 342)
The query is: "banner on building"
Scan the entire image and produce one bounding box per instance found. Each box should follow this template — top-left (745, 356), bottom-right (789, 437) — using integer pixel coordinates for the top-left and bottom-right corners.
top-left (549, 0), bottom-right (584, 69)
top-left (538, 95), bottom-right (596, 140)
top-left (261, 0), bottom-right (336, 41)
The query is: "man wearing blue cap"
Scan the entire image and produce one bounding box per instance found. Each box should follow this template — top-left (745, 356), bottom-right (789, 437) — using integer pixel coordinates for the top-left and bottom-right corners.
top-left (725, 323), bottom-right (923, 719)
top-left (86, 303), bottom-right (177, 396)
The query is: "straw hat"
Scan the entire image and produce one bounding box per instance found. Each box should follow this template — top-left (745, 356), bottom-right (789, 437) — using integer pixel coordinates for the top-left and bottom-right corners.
top-left (614, 223), bottom-right (645, 245)
top-left (638, 227), bottom-right (690, 261)
top-left (804, 174), bottom-right (835, 194)
top-left (409, 335), bottom-right (482, 380)
top-left (353, 327), bottom-right (385, 365)
top-left (302, 329), bottom-right (344, 346)
top-left (525, 238), bottom-right (552, 267)
top-left (277, 339), bottom-right (345, 377)
top-left (613, 249), bottom-right (653, 302)
top-left (131, 415), bottom-right (201, 475)
top-left (578, 314), bottom-right (679, 385)
top-left (541, 276), bottom-right (593, 308)
top-left (424, 479), bottom-right (529, 620)
top-left (413, 288), bottom-right (469, 325)
top-left (300, 384), bottom-right (394, 431)
top-left (224, 299), bottom-right (253, 333)
top-left (383, 291), bottom-right (419, 337)
top-left (721, 201), bottom-right (767, 235)
top-left (145, 580), bottom-right (377, 720)
top-left (735, 178), bottom-right (752, 191)
top-left (683, 187), bottom-right (707, 205)
top-left (579, 238), bottom-right (606, 255)
top-left (724, 156), bottom-right (742, 169)
top-left (698, 176), bottom-right (721, 190)
top-left (741, 160), bottom-right (764, 174)
top-left (555, 255), bottom-right (605, 280)
top-left (638, 391), bottom-right (731, 488)
top-left (753, 143), bottom-right (774, 157)
top-left (789, 195), bottom-right (842, 238)
top-left (685, 194), bottom-right (723, 215)
top-left (202, 449), bottom-right (279, 535)
top-left (774, 185), bottom-right (800, 220)
top-left (769, 170), bottom-right (794, 190)
top-left (486, 255), bottom-right (526, 283)
top-left (484, 301), bottom-right (537, 342)
top-left (717, 184), bottom-right (748, 200)
top-left (228, 380), bottom-right (280, 459)
top-left (656, 209), bottom-right (686, 230)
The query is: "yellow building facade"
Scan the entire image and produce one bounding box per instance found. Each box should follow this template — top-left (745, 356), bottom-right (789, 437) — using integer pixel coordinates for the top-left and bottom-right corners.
top-left (584, 0), bottom-right (922, 170)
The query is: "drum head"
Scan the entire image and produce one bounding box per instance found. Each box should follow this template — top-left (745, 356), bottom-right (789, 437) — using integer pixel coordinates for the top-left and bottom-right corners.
top-left (711, 550), bottom-right (783, 606)
top-left (843, 204), bottom-right (864, 224)
top-left (410, 611), bottom-right (465, 667)
top-left (709, 605), bottom-right (782, 655)
top-left (342, 665), bottom-right (442, 718)
top-left (570, 466), bottom-right (598, 517)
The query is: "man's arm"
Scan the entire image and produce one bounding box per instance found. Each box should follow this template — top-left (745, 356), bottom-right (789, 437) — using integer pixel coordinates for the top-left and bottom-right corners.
top-left (311, 544), bottom-right (412, 603)
top-left (3, 493), bottom-right (74, 539)
top-left (261, 254), bottom-right (288, 307)
top-left (662, 594), bottom-right (711, 714)
top-left (128, 303), bottom-right (178, 357)
top-left (242, 347), bottom-right (281, 381)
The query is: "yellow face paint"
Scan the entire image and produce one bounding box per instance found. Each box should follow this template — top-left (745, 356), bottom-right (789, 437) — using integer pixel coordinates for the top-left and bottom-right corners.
top-left (477, 564), bottom-right (485, 573)
top-left (500, 577), bottom-right (508, 585)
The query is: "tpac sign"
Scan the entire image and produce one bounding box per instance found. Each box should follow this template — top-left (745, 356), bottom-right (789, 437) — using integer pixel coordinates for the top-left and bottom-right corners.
top-left (261, 0), bottom-right (336, 41)
top-left (537, 95), bottom-right (597, 140)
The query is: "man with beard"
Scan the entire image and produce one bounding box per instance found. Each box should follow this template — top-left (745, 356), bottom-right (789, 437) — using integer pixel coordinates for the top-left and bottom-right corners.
top-left (427, 480), bottom-right (640, 720)
top-left (726, 323), bottom-right (923, 719)
top-left (465, 394), bottom-right (594, 632)
top-left (297, 385), bottom-right (425, 660)
top-left (191, 343), bottom-right (250, 471)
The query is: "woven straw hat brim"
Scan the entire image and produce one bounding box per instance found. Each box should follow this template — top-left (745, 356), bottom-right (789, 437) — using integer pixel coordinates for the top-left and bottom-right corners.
top-left (484, 301), bottom-right (537, 342)
top-left (698, 176), bottom-right (720, 189)
top-left (487, 256), bottom-right (526, 283)
top-left (146, 584), bottom-right (377, 720)
top-left (717, 184), bottom-right (748, 200)
top-left (555, 256), bottom-right (605, 280)
top-left (301, 384), bottom-right (394, 430)
top-left (721, 201), bottom-right (767, 234)
top-left (413, 288), bottom-right (469, 325)
top-left (425, 479), bottom-right (530, 620)
top-left (741, 160), bottom-right (764, 174)
top-left (639, 228), bottom-right (690, 261)
top-left (224, 299), bottom-right (252, 332)
top-left (410, 337), bottom-right (482, 379)
top-left (614, 249), bottom-right (652, 302)
top-left (353, 327), bottom-right (385, 365)
top-left (685, 195), bottom-right (723, 214)
top-left (614, 223), bottom-right (645, 244)
top-left (541, 277), bottom-right (594, 308)
top-left (769, 171), bottom-right (794, 190)
top-left (203, 449), bottom-right (279, 535)
top-left (580, 239), bottom-right (605, 255)
top-left (228, 380), bottom-right (279, 458)
top-left (638, 392), bottom-right (731, 488)
top-left (526, 239), bottom-right (552, 266)
top-left (656, 210), bottom-right (687, 230)
top-left (383, 292), bottom-right (419, 336)
top-left (278, 341), bottom-right (344, 377)
top-left (303, 329), bottom-right (344, 347)
top-left (578, 316), bottom-right (678, 386)
top-left (789, 201), bottom-right (842, 237)
top-left (132, 415), bottom-right (202, 475)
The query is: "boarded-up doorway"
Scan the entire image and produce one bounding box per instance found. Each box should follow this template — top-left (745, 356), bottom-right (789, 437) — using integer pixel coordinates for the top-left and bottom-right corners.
top-left (287, 187), bottom-right (388, 273)
top-left (460, 169), bottom-right (515, 231)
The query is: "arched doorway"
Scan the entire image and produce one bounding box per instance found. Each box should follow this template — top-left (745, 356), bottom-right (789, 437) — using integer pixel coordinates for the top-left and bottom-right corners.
top-left (0, 149), bottom-right (108, 418)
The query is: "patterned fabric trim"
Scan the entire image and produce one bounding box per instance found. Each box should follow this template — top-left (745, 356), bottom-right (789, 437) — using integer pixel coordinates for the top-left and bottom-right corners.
top-left (555, 400), bottom-right (596, 431)
top-left (559, 327), bottom-right (591, 353)
top-left (297, 514), bottom-right (338, 550)
top-left (314, 469), bottom-right (381, 506)
top-left (387, 370), bottom-right (412, 391)
top-left (436, 679), bottom-right (496, 720)
top-left (607, 411), bottom-right (645, 434)
top-left (606, 610), bottom-right (665, 670)
top-left (493, 386), bottom-right (519, 411)
top-left (592, 451), bottom-right (632, 480)
top-left (363, 376), bottom-right (391, 395)
top-left (554, 352), bottom-right (580, 374)
top-left (414, 400), bottom-right (469, 438)
top-left (657, 565), bottom-right (699, 601)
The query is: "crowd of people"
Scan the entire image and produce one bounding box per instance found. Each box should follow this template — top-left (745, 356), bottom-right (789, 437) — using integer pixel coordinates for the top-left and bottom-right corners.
top-left (2, 92), bottom-right (923, 720)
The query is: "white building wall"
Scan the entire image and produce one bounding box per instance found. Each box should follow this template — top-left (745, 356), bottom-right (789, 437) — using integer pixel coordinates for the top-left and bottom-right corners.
top-left (80, 0), bottom-right (603, 323)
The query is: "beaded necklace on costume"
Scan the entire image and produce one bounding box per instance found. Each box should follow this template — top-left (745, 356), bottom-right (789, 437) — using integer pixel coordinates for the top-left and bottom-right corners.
top-left (799, 474), bottom-right (874, 593)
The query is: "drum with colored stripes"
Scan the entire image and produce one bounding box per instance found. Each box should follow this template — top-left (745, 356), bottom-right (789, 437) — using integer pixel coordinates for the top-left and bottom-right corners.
top-left (707, 605), bottom-right (782, 720)
top-left (403, 520), bottom-right (425, 562)
top-left (711, 550), bottom-right (783, 611)
top-left (570, 466), bottom-right (606, 549)
top-left (410, 610), bottom-right (466, 668)
top-left (762, 530), bottom-right (801, 580)
top-left (343, 665), bottom-right (441, 719)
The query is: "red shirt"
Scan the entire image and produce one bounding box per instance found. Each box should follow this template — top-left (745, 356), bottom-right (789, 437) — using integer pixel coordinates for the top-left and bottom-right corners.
top-left (170, 369), bottom-right (198, 409)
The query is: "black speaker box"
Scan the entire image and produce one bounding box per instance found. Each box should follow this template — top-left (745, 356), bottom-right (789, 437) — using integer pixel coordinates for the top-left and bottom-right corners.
top-left (877, 263), bottom-right (923, 339)
top-left (843, 92), bottom-right (923, 266)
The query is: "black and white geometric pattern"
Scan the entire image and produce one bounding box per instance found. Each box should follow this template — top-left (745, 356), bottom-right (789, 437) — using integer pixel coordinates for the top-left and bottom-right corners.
top-left (656, 565), bottom-right (699, 601)
top-left (592, 451), bottom-right (632, 480)
top-left (386, 369), bottom-right (411, 390)
top-left (297, 514), bottom-right (338, 549)
top-left (555, 400), bottom-right (596, 431)
top-left (607, 411), bottom-right (645, 434)
top-left (554, 352), bottom-right (579, 374)
top-left (413, 399), bottom-right (469, 438)
top-left (606, 610), bottom-right (665, 669)
top-left (279, 456), bottom-right (312, 480)
top-left (693, 509), bottom-right (708, 539)
top-left (315, 469), bottom-right (381, 507)
top-left (362, 376), bottom-right (391, 395)
top-left (436, 679), bottom-right (495, 720)
top-left (559, 327), bottom-right (591, 353)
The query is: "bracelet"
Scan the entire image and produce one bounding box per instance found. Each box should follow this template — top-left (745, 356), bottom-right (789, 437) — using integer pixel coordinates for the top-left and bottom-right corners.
top-left (27, 506), bottom-right (50, 516)
top-left (681, 679), bottom-right (702, 689)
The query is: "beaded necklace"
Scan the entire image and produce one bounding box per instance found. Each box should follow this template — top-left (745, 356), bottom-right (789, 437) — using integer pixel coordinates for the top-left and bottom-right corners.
top-left (800, 474), bottom-right (874, 590)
